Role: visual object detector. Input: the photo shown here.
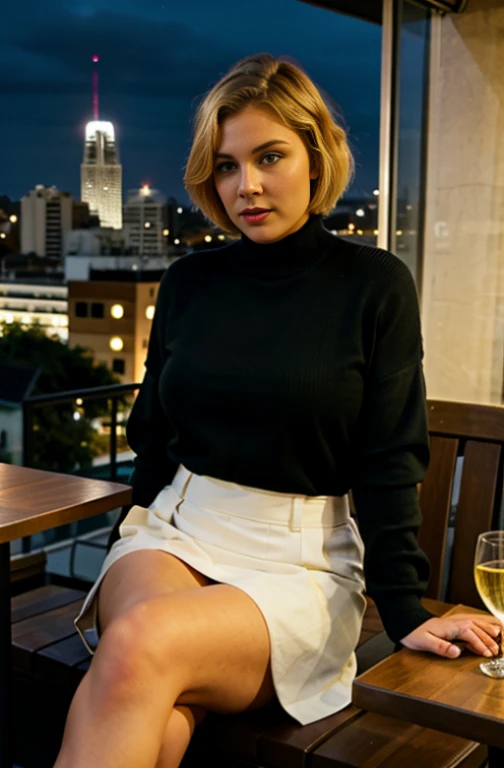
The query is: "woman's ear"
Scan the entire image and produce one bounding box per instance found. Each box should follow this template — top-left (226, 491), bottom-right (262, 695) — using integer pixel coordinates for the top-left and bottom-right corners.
top-left (309, 155), bottom-right (320, 180)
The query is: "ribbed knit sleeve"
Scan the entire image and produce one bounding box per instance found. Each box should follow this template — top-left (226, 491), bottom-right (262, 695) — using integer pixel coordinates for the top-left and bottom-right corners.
top-left (351, 253), bottom-right (434, 642)
top-left (106, 268), bottom-right (179, 553)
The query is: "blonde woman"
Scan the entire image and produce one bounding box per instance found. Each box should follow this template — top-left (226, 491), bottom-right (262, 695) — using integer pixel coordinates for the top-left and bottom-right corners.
top-left (57, 53), bottom-right (501, 768)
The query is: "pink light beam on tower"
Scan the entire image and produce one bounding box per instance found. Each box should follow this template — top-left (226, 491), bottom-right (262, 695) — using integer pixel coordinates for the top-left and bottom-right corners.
top-left (92, 55), bottom-right (99, 120)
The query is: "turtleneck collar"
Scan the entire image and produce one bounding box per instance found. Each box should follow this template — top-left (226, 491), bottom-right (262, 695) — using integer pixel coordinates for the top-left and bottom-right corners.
top-left (228, 213), bottom-right (330, 278)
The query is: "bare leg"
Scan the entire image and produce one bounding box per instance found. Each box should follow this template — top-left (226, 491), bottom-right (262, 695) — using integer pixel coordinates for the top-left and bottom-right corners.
top-left (55, 571), bottom-right (274, 767)
top-left (154, 705), bottom-right (207, 768)
top-left (54, 629), bottom-right (181, 768)
top-left (57, 551), bottom-right (212, 767)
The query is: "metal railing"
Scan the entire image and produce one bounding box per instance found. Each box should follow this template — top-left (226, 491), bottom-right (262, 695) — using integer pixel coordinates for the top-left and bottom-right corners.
top-left (21, 382), bottom-right (141, 553)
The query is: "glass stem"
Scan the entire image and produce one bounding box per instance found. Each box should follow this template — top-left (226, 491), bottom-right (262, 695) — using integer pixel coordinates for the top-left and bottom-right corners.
top-left (497, 627), bottom-right (503, 660)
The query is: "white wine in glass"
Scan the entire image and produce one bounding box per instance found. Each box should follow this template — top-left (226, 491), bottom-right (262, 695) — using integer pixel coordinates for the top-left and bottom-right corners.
top-left (474, 531), bottom-right (504, 678)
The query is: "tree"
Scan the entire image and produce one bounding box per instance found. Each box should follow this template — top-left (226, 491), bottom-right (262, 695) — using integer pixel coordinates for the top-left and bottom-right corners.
top-left (0, 321), bottom-right (121, 473)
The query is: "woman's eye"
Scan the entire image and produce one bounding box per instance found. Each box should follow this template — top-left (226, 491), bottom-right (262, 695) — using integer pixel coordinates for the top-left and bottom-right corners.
top-left (215, 153), bottom-right (282, 174)
top-left (262, 152), bottom-right (281, 164)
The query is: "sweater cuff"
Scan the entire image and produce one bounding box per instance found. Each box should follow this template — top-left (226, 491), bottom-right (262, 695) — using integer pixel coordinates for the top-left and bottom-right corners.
top-left (375, 596), bottom-right (435, 643)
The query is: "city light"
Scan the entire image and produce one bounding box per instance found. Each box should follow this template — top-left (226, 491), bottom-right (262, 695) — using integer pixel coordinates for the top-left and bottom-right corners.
top-left (9, 215), bottom-right (17, 224)
top-left (204, 235), bottom-right (212, 243)
top-left (396, 230), bottom-right (403, 236)
top-left (373, 189), bottom-right (379, 196)
top-left (348, 223), bottom-right (355, 231)
top-left (174, 238), bottom-right (180, 245)
top-left (177, 207), bottom-right (183, 214)
top-left (357, 230), bottom-right (364, 236)
top-left (144, 221), bottom-right (151, 228)
top-left (356, 209), bottom-right (365, 217)
top-left (374, 229), bottom-right (379, 236)
top-left (111, 304), bottom-right (124, 319)
top-left (145, 305), bottom-right (155, 320)
top-left (76, 398), bottom-right (83, 406)
top-left (217, 234), bottom-right (225, 240)
top-left (0, 233), bottom-right (5, 240)
top-left (73, 412), bottom-right (81, 421)
top-left (141, 184), bottom-right (151, 196)
top-left (162, 228), bottom-right (169, 236)
top-left (109, 336), bottom-right (124, 351)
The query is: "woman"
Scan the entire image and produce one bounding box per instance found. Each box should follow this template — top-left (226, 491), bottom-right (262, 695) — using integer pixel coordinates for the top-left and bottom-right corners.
top-left (57, 53), bottom-right (500, 768)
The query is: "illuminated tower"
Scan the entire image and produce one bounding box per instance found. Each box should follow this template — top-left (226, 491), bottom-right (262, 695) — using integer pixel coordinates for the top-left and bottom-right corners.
top-left (80, 56), bottom-right (122, 229)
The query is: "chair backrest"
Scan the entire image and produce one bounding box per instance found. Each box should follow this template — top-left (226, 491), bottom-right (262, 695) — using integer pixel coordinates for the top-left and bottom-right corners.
top-left (419, 399), bottom-right (504, 608)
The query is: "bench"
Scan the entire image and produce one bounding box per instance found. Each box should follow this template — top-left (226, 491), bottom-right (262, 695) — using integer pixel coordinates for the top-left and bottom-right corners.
top-left (11, 398), bottom-right (504, 768)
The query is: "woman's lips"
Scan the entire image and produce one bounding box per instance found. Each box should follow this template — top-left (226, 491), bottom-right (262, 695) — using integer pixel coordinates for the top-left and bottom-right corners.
top-left (241, 211), bottom-right (272, 224)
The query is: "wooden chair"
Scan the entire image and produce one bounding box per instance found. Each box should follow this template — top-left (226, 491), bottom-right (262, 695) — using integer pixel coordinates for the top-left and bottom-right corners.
top-left (11, 399), bottom-right (504, 768)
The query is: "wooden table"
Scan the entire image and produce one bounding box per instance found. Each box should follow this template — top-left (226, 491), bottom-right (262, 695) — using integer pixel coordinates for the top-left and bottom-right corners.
top-left (0, 463), bottom-right (131, 768)
top-left (353, 604), bottom-right (504, 767)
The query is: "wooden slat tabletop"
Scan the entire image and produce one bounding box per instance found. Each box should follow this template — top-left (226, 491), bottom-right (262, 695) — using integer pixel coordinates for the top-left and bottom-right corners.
top-left (353, 604), bottom-right (504, 749)
top-left (0, 463), bottom-right (131, 543)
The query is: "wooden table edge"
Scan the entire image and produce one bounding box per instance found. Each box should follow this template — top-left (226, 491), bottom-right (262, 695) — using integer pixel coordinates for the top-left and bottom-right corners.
top-left (0, 487), bottom-right (132, 544)
top-left (352, 680), bottom-right (504, 749)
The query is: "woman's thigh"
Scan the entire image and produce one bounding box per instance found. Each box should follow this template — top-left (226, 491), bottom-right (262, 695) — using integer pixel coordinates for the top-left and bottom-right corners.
top-left (97, 549), bottom-right (214, 635)
top-left (94, 550), bottom-right (276, 714)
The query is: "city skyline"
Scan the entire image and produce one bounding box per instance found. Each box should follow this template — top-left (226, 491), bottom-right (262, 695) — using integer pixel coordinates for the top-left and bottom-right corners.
top-left (2, 0), bottom-right (382, 207)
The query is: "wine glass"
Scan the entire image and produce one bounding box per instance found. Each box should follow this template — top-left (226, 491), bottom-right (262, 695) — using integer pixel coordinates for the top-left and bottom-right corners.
top-left (474, 531), bottom-right (504, 678)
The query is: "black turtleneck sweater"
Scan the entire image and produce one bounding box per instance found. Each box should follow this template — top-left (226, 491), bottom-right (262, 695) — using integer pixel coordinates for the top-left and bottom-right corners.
top-left (107, 213), bottom-right (434, 643)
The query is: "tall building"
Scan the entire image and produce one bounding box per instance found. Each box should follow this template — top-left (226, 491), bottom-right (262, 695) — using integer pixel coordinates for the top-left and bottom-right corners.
top-left (20, 185), bottom-right (73, 258)
top-left (80, 121), bottom-right (122, 230)
top-left (123, 185), bottom-right (167, 256)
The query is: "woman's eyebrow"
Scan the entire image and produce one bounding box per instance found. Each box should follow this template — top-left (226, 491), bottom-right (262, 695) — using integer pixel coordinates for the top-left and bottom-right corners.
top-left (215, 140), bottom-right (290, 159)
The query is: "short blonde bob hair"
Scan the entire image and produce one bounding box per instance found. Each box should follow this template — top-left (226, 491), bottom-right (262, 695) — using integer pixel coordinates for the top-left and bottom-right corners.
top-left (183, 53), bottom-right (354, 236)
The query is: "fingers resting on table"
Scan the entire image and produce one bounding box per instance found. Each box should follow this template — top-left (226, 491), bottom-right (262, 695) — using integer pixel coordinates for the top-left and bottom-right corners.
top-left (400, 614), bottom-right (502, 659)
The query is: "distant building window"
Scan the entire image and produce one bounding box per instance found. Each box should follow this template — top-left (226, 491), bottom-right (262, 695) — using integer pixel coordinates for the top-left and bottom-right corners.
top-left (91, 302), bottom-right (105, 318)
top-left (112, 358), bottom-right (125, 374)
top-left (75, 301), bottom-right (88, 317)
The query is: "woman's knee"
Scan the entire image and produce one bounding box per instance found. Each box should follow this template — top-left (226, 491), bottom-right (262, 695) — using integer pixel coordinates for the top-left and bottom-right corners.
top-left (92, 598), bottom-right (190, 701)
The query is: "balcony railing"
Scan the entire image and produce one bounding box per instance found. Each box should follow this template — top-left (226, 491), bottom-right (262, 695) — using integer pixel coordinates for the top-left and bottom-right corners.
top-left (21, 382), bottom-right (141, 555)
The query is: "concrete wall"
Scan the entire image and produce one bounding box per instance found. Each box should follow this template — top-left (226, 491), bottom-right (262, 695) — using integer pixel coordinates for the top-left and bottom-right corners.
top-left (421, 0), bottom-right (504, 404)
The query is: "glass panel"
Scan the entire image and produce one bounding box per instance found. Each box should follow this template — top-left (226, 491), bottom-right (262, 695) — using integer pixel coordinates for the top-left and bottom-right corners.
top-left (393, 2), bottom-right (430, 283)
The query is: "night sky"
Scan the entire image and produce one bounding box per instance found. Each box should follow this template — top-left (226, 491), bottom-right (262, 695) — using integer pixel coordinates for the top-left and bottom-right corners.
top-left (2, 0), bottom-right (381, 208)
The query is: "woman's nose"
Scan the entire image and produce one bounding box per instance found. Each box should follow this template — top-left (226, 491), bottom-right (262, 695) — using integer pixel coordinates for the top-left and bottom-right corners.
top-left (238, 166), bottom-right (263, 197)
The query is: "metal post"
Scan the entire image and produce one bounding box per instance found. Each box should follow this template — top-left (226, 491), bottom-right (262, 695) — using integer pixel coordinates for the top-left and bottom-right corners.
top-left (0, 541), bottom-right (13, 768)
top-left (378, 0), bottom-right (401, 253)
top-left (21, 401), bottom-right (33, 554)
top-left (110, 397), bottom-right (118, 482)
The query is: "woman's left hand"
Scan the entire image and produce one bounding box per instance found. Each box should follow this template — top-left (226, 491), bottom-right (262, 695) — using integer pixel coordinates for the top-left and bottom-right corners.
top-left (400, 614), bottom-right (502, 659)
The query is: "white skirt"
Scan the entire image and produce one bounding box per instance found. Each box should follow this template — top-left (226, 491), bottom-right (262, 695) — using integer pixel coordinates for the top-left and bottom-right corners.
top-left (74, 464), bottom-right (366, 725)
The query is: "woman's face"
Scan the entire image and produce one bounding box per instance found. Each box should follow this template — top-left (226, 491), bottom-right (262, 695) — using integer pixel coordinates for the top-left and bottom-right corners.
top-left (213, 105), bottom-right (318, 243)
